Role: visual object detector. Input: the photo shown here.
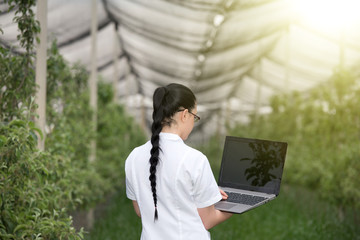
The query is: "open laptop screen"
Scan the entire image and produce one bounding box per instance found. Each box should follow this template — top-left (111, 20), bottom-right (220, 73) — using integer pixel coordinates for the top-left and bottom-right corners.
top-left (218, 136), bottom-right (287, 195)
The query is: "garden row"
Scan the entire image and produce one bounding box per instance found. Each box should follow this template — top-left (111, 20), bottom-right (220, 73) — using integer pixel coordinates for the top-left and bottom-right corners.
top-left (0, 5), bottom-right (146, 237)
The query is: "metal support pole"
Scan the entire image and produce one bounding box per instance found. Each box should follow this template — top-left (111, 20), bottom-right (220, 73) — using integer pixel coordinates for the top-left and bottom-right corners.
top-left (86, 0), bottom-right (98, 230)
top-left (141, 95), bottom-right (146, 131)
top-left (88, 0), bottom-right (98, 164)
top-left (254, 41), bottom-right (263, 120)
top-left (35, 0), bottom-right (48, 151)
top-left (285, 28), bottom-right (290, 92)
top-left (113, 23), bottom-right (119, 103)
top-left (225, 99), bottom-right (231, 134)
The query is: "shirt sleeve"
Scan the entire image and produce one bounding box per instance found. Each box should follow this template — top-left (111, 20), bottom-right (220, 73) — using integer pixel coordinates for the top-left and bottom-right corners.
top-left (125, 151), bottom-right (136, 201)
top-left (192, 154), bottom-right (222, 208)
top-left (126, 175), bottom-right (136, 200)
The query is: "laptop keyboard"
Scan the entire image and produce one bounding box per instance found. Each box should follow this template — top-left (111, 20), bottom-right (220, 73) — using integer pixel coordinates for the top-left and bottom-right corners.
top-left (225, 191), bottom-right (267, 206)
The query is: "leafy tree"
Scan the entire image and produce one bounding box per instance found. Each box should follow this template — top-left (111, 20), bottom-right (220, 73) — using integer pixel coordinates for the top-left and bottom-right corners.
top-left (0, 0), bottom-right (40, 121)
top-left (1, 1), bottom-right (147, 238)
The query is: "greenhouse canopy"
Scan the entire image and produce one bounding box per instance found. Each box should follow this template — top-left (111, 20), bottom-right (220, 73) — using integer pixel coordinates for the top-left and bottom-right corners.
top-left (1, 0), bottom-right (360, 141)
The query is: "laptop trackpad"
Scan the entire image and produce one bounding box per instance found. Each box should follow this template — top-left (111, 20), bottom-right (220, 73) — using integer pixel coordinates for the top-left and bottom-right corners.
top-left (215, 201), bottom-right (238, 210)
top-left (215, 201), bottom-right (251, 214)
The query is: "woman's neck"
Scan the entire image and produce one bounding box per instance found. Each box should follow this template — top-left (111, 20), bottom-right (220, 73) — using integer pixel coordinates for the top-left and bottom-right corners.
top-left (161, 124), bottom-right (184, 139)
top-left (161, 125), bottom-right (179, 135)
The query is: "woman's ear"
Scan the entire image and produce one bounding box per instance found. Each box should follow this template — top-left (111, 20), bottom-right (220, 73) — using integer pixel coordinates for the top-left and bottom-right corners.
top-left (179, 109), bottom-right (189, 123)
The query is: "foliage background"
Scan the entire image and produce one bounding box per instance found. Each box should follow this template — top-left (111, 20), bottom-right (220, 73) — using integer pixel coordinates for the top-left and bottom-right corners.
top-left (1, 0), bottom-right (359, 238)
top-left (229, 67), bottom-right (360, 215)
top-left (0, 2), bottom-right (146, 238)
top-left (1, 44), bottom-right (146, 239)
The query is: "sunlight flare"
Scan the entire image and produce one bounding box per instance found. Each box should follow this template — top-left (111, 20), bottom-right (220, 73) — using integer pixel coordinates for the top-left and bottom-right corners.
top-left (291, 0), bottom-right (360, 33)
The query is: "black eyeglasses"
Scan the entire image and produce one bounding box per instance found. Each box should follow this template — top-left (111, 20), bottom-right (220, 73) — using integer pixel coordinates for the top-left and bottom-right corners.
top-left (177, 109), bottom-right (201, 122)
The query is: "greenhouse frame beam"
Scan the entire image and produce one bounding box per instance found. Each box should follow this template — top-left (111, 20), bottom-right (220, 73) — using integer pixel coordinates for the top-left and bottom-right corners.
top-left (35, 0), bottom-right (48, 151)
top-left (113, 22), bottom-right (119, 103)
top-left (89, 0), bottom-right (98, 164)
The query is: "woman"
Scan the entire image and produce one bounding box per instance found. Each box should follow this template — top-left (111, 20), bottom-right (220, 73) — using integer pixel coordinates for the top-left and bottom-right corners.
top-left (125, 83), bottom-right (232, 239)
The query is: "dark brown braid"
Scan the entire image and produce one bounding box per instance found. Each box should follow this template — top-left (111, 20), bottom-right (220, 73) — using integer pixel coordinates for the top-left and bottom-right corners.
top-left (149, 83), bottom-right (196, 221)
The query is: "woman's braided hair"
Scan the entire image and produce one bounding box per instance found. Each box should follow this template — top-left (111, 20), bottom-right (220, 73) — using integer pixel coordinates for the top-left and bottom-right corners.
top-left (150, 83), bottom-right (196, 221)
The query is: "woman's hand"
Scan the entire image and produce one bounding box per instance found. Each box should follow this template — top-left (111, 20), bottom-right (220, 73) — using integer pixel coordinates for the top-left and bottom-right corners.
top-left (219, 188), bottom-right (228, 200)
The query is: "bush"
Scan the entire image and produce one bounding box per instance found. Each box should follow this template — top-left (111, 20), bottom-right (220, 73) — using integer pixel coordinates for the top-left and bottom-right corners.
top-left (1, 12), bottom-right (146, 239)
top-left (229, 67), bottom-right (360, 211)
top-left (96, 82), bottom-right (146, 189)
top-left (0, 42), bottom-right (147, 238)
top-left (0, 119), bottom-right (83, 239)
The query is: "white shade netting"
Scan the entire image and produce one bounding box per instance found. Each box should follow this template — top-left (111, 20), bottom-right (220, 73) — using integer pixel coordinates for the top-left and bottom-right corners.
top-left (1, 0), bottom-right (360, 142)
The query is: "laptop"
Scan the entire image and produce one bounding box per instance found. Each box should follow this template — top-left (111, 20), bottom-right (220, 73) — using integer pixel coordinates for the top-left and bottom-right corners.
top-left (215, 136), bottom-right (287, 214)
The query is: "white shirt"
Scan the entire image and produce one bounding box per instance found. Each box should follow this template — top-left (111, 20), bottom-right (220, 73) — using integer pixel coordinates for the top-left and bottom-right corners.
top-left (125, 132), bottom-right (222, 240)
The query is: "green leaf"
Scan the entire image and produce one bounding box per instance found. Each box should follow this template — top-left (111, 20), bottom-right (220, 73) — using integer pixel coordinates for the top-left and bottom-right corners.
top-left (30, 126), bottom-right (43, 140)
top-left (13, 224), bottom-right (27, 233)
top-left (0, 135), bottom-right (7, 147)
top-left (0, 233), bottom-right (15, 239)
top-left (9, 120), bottom-right (26, 128)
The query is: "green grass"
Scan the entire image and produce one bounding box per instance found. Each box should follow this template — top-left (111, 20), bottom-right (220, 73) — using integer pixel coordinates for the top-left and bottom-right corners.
top-left (85, 189), bottom-right (141, 240)
top-left (210, 185), bottom-right (359, 240)
top-left (85, 186), bottom-right (359, 240)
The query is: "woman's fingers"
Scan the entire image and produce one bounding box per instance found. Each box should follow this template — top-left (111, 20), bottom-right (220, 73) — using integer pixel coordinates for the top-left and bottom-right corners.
top-left (219, 189), bottom-right (228, 200)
